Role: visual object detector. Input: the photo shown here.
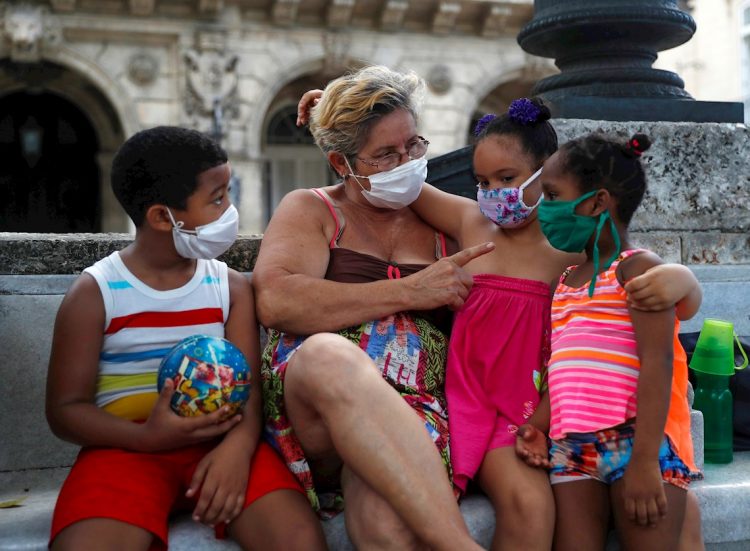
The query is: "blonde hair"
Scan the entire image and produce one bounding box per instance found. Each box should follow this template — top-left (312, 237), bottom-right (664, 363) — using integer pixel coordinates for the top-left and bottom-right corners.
top-left (309, 65), bottom-right (424, 160)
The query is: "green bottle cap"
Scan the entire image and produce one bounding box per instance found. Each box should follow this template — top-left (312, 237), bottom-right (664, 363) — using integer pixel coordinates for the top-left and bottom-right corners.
top-left (690, 318), bottom-right (749, 376)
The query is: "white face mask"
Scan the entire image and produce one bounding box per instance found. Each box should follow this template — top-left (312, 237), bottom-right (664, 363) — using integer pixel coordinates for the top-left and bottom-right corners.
top-left (346, 157), bottom-right (427, 209)
top-left (167, 204), bottom-right (239, 259)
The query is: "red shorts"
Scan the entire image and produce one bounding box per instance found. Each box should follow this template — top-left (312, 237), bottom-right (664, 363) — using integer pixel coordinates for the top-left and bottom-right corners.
top-left (50, 440), bottom-right (303, 549)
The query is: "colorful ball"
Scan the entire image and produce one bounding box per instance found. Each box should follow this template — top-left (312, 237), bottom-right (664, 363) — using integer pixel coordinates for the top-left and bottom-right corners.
top-left (157, 335), bottom-right (251, 418)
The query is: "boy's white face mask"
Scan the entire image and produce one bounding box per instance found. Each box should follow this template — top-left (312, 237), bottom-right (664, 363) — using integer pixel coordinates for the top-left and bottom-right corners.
top-left (346, 157), bottom-right (427, 210)
top-left (167, 204), bottom-right (239, 259)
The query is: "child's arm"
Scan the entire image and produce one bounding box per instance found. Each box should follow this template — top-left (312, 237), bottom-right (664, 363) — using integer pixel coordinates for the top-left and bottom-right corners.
top-left (515, 392), bottom-right (551, 469)
top-left (410, 183), bottom-right (478, 243)
top-left (624, 263), bottom-right (702, 321)
top-left (619, 252), bottom-right (675, 528)
top-left (296, 89), bottom-right (323, 126)
top-left (46, 275), bottom-right (241, 451)
top-left (187, 270), bottom-right (262, 526)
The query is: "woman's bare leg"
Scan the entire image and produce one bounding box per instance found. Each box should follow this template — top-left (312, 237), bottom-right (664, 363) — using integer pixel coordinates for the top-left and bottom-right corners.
top-left (342, 467), bottom-right (426, 551)
top-left (284, 333), bottom-right (480, 551)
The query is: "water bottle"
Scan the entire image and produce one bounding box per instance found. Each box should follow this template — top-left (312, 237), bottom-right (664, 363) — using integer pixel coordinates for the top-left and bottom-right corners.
top-left (690, 319), bottom-right (748, 464)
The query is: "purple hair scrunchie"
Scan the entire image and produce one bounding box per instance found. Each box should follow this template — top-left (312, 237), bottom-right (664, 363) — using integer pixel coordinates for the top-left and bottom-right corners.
top-left (473, 114), bottom-right (497, 137)
top-left (508, 98), bottom-right (542, 125)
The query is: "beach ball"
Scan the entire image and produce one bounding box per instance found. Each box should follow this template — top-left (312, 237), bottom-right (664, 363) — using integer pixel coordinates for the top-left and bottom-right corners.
top-left (157, 335), bottom-right (250, 418)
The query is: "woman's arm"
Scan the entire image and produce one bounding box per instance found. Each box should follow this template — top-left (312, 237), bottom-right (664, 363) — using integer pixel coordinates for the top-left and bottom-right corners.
top-left (252, 189), bottom-right (494, 334)
top-left (409, 183), bottom-right (478, 244)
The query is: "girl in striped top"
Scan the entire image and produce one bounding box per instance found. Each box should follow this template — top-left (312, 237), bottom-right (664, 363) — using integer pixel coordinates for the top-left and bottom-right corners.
top-left (517, 133), bottom-right (702, 551)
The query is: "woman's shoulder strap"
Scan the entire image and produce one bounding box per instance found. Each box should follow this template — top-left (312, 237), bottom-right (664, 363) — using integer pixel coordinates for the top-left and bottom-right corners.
top-left (310, 188), bottom-right (345, 248)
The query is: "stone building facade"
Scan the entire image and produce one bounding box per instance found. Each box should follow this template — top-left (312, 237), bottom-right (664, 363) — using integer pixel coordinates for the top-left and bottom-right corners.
top-left (0, 0), bottom-right (552, 234)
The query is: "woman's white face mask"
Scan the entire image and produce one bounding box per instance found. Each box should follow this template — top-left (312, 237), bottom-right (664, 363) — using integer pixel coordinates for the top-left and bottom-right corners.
top-left (167, 204), bottom-right (239, 259)
top-left (345, 157), bottom-right (427, 210)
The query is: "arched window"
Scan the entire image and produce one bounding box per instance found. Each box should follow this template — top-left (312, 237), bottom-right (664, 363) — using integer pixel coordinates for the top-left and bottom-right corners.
top-left (264, 105), bottom-right (335, 222)
top-left (266, 107), bottom-right (315, 146)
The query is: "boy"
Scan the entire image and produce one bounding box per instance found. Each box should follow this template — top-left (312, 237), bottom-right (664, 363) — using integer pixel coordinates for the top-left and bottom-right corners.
top-left (46, 127), bottom-right (326, 550)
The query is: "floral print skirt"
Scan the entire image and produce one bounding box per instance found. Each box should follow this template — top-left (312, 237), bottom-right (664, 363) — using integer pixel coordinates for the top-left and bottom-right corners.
top-left (261, 312), bottom-right (451, 518)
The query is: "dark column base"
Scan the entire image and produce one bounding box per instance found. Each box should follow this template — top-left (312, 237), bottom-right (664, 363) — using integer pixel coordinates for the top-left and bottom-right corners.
top-left (545, 97), bottom-right (744, 123)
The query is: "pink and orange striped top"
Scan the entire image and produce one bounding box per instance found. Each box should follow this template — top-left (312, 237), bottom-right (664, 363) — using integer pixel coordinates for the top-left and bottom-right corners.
top-left (547, 249), bottom-right (697, 471)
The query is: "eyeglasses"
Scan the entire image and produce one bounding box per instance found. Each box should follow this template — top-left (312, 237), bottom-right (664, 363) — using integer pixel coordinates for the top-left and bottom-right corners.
top-left (356, 137), bottom-right (429, 172)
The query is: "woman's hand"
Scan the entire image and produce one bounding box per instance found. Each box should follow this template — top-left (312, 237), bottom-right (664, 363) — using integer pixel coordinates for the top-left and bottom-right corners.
top-left (297, 89), bottom-right (323, 126)
top-left (402, 242), bottom-right (495, 311)
top-left (139, 379), bottom-right (242, 452)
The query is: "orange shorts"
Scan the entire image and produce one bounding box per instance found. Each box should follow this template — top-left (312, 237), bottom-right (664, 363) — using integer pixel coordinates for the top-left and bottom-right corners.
top-left (50, 440), bottom-right (303, 549)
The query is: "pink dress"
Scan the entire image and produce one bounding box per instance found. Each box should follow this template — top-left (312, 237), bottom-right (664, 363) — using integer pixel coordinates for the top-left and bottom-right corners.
top-left (447, 274), bottom-right (551, 492)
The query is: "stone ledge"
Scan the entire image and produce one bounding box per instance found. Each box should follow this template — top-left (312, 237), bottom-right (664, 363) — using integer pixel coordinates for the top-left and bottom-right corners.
top-left (2, 454), bottom-right (749, 550)
top-left (0, 233), bottom-right (263, 275)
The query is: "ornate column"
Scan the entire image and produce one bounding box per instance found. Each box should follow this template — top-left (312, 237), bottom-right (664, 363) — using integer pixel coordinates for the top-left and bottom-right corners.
top-left (517, 0), bottom-right (743, 122)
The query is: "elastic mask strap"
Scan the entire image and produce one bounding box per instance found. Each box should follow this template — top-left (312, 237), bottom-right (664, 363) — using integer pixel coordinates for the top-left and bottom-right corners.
top-left (520, 167), bottom-right (544, 209)
top-left (166, 207), bottom-right (185, 230)
top-left (344, 158), bottom-right (368, 192)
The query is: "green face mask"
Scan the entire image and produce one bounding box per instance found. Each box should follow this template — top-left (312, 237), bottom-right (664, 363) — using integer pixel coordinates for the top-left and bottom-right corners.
top-left (537, 190), bottom-right (621, 297)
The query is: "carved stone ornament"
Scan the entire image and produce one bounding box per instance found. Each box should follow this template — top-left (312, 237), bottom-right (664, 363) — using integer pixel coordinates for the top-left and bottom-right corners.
top-left (1, 3), bottom-right (62, 63)
top-left (183, 45), bottom-right (239, 121)
top-left (127, 52), bottom-right (159, 86)
top-left (426, 64), bottom-right (452, 95)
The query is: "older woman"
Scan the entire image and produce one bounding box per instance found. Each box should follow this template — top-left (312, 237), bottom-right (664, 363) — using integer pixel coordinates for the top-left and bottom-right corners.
top-left (252, 66), bottom-right (490, 550)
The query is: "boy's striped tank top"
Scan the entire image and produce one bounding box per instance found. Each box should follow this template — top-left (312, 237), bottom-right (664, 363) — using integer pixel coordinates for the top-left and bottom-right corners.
top-left (84, 251), bottom-right (229, 421)
top-left (548, 249), bottom-right (697, 471)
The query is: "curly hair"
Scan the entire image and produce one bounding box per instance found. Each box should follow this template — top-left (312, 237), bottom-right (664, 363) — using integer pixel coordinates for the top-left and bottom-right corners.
top-left (111, 126), bottom-right (228, 226)
top-left (309, 65), bottom-right (425, 161)
top-left (558, 133), bottom-right (652, 224)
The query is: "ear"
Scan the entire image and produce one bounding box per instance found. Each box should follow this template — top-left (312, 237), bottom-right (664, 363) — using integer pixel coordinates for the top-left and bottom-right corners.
top-left (145, 204), bottom-right (175, 232)
top-left (589, 189), bottom-right (612, 216)
top-left (327, 151), bottom-right (350, 179)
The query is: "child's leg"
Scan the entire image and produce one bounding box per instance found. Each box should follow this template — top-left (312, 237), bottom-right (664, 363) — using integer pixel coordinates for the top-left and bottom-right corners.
top-left (223, 441), bottom-right (326, 551)
top-left (552, 480), bottom-right (610, 551)
top-left (678, 490), bottom-right (705, 551)
top-left (228, 490), bottom-right (326, 551)
top-left (52, 519), bottom-right (153, 551)
top-left (49, 446), bottom-right (186, 550)
top-left (478, 447), bottom-right (554, 551)
top-left (611, 482), bottom-right (687, 551)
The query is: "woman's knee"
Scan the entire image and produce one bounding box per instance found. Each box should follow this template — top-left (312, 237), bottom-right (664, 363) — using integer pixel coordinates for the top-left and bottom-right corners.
top-left (288, 333), bottom-right (380, 402)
